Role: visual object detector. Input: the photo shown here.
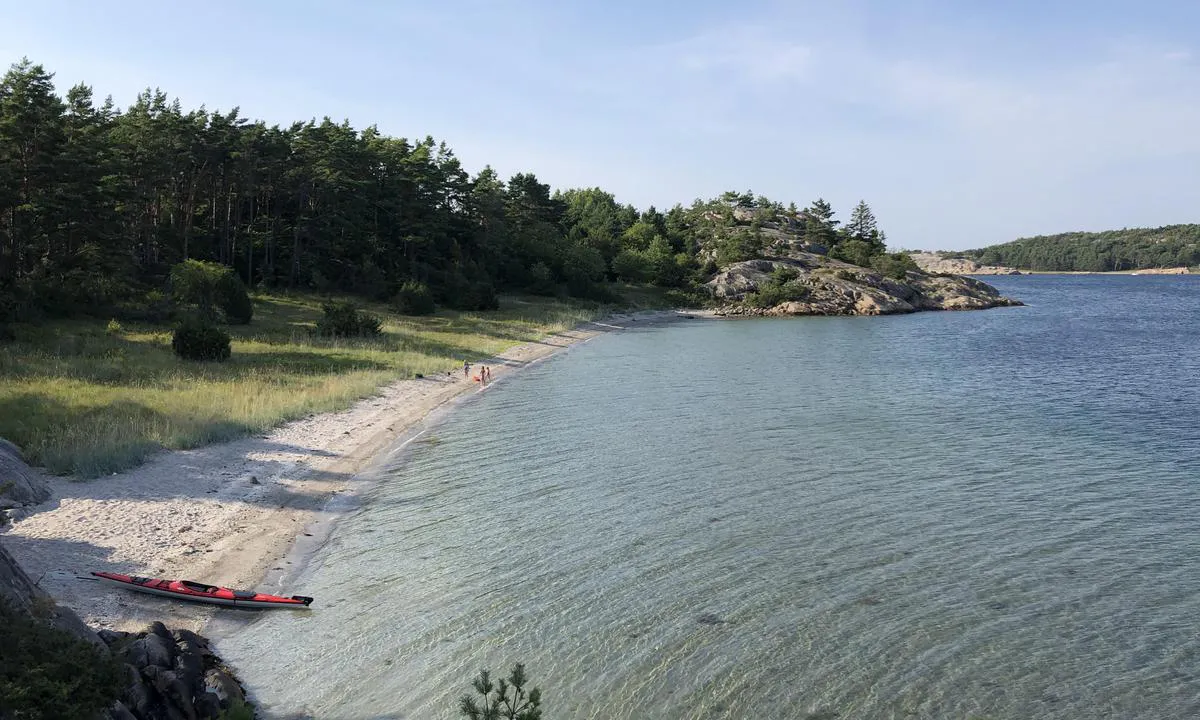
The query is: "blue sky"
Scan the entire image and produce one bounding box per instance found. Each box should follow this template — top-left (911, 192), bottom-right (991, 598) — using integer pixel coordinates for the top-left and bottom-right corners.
top-left (2, 0), bottom-right (1199, 250)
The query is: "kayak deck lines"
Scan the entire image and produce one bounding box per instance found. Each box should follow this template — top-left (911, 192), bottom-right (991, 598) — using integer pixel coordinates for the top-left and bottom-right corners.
top-left (90, 571), bottom-right (314, 609)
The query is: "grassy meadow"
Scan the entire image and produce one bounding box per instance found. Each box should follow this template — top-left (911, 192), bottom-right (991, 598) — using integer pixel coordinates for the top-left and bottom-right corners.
top-left (0, 293), bottom-right (622, 478)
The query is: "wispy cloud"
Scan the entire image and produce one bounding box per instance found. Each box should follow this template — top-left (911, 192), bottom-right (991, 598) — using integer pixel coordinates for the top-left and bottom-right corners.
top-left (668, 26), bottom-right (814, 84)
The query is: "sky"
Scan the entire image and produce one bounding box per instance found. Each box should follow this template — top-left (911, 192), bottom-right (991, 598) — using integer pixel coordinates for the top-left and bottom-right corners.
top-left (2, 0), bottom-right (1199, 250)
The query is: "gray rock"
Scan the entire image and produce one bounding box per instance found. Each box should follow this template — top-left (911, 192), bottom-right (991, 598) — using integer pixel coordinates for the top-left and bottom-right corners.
top-left (148, 620), bottom-right (174, 641)
top-left (193, 691), bottom-right (223, 719)
top-left (163, 674), bottom-right (198, 720)
top-left (204, 667), bottom-right (246, 708)
top-left (173, 629), bottom-right (213, 656)
top-left (130, 633), bottom-right (176, 669)
top-left (0, 539), bottom-right (100, 643)
top-left (176, 638), bottom-right (211, 662)
top-left (174, 647), bottom-right (205, 693)
top-left (104, 700), bottom-right (139, 720)
top-left (0, 438), bottom-right (51, 509)
top-left (122, 663), bottom-right (157, 718)
top-left (141, 665), bottom-right (178, 694)
top-left (100, 629), bottom-right (131, 646)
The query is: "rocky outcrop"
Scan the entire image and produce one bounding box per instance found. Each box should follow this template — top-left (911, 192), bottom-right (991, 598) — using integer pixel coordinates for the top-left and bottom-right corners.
top-left (1, 539), bottom-right (250, 719)
top-left (0, 538), bottom-right (98, 641)
top-left (102, 622), bottom-right (251, 720)
top-left (908, 252), bottom-right (1023, 275)
top-left (0, 438), bottom-right (51, 516)
top-left (705, 255), bottom-right (1022, 317)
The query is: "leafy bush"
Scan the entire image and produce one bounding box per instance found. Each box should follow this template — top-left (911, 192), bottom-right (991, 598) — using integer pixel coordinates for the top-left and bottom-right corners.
top-left (830, 239), bottom-right (876, 268)
top-left (563, 245), bottom-right (607, 299)
top-left (744, 284), bottom-right (811, 309)
top-left (526, 262), bottom-right (556, 296)
top-left (315, 302), bottom-right (382, 338)
top-left (771, 266), bottom-right (801, 284)
top-left (714, 230), bottom-right (765, 266)
top-left (218, 698), bottom-right (257, 720)
top-left (0, 597), bottom-right (123, 720)
top-left (459, 664), bottom-right (542, 720)
top-left (464, 281), bottom-right (499, 311)
top-left (664, 287), bottom-right (711, 308)
top-left (834, 269), bottom-right (858, 281)
top-left (393, 281), bottom-right (436, 316)
top-left (170, 259), bottom-right (253, 324)
top-left (871, 252), bottom-right (920, 280)
top-left (612, 248), bottom-right (653, 282)
top-left (105, 319), bottom-right (123, 335)
top-left (744, 265), bottom-right (811, 308)
top-left (117, 289), bottom-right (173, 323)
top-left (217, 273), bottom-right (254, 324)
top-left (172, 318), bottom-right (232, 361)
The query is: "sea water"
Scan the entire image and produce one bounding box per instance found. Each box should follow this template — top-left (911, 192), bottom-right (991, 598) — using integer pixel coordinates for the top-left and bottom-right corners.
top-left (218, 275), bottom-right (1200, 719)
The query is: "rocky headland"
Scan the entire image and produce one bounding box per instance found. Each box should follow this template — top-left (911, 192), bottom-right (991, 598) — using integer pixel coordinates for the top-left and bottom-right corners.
top-left (705, 253), bottom-right (1023, 317)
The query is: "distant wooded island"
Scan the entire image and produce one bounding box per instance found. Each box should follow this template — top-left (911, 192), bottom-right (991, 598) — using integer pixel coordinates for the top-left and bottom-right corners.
top-left (956, 225), bottom-right (1200, 273)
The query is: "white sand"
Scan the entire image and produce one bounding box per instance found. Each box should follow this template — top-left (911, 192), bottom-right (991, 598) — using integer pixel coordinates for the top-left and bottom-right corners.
top-left (3, 312), bottom-right (693, 632)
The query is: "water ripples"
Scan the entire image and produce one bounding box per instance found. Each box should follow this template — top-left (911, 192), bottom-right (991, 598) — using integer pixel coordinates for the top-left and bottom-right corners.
top-left (219, 276), bottom-right (1200, 719)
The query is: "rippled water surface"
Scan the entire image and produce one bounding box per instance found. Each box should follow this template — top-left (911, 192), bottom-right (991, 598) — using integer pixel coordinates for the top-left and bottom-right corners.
top-left (220, 276), bottom-right (1200, 719)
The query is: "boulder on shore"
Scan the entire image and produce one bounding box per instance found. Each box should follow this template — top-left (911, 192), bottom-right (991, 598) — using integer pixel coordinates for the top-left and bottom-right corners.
top-left (0, 438), bottom-right (51, 511)
top-left (101, 623), bottom-right (250, 720)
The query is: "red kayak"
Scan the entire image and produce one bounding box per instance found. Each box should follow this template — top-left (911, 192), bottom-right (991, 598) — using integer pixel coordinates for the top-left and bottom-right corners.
top-left (91, 571), bottom-right (313, 609)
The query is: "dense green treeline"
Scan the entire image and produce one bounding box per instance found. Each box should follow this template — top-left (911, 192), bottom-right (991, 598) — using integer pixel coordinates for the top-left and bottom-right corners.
top-left (962, 225), bottom-right (1200, 272)
top-left (0, 58), bottom-right (895, 325)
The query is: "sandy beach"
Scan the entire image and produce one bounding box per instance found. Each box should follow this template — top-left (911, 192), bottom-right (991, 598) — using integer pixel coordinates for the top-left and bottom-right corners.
top-left (2, 311), bottom-right (694, 633)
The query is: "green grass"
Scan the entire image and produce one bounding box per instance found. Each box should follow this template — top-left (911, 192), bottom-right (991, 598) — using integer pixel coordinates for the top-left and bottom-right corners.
top-left (0, 292), bottom-right (603, 477)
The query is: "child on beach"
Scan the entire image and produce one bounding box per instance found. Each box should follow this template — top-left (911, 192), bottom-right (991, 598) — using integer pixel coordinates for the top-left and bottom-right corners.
top-left (463, 360), bottom-right (470, 378)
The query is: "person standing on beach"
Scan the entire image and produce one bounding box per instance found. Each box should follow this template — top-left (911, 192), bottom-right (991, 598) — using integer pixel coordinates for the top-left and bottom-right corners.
top-left (463, 359), bottom-right (470, 378)
top-left (479, 365), bottom-right (487, 384)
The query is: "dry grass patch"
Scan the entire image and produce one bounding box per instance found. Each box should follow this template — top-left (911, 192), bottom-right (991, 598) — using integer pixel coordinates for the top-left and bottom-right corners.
top-left (0, 293), bottom-right (601, 477)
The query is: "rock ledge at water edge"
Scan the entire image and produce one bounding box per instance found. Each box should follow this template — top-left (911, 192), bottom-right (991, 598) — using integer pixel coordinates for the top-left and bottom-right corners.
top-left (706, 255), bottom-right (1023, 317)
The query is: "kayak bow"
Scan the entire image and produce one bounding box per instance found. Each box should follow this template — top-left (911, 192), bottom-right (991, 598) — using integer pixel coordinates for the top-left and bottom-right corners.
top-left (91, 571), bottom-right (313, 609)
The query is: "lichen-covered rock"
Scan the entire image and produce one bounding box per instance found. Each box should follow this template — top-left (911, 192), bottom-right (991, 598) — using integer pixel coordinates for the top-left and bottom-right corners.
top-left (706, 256), bottom-right (1022, 317)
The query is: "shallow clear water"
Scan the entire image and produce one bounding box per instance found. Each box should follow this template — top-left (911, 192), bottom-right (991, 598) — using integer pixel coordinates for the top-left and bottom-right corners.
top-left (219, 276), bottom-right (1200, 719)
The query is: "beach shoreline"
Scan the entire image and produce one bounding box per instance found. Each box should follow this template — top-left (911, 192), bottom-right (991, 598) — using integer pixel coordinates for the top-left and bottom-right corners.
top-left (2, 309), bottom-right (700, 634)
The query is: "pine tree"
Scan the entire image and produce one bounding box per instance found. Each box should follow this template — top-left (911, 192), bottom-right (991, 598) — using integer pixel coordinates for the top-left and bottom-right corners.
top-left (803, 198), bottom-right (838, 248)
top-left (845, 200), bottom-right (885, 254)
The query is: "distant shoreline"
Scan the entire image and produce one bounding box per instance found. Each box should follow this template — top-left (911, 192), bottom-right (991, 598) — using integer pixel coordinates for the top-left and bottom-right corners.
top-left (972, 268), bottom-right (1193, 276)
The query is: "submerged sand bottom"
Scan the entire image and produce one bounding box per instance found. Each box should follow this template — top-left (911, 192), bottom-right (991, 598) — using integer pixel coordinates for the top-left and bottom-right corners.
top-left (3, 312), bottom-right (693, 632)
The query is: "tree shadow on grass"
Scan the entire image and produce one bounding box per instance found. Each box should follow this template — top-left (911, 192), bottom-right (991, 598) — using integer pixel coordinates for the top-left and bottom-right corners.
top-left (3, 330), bottom-right (398, 387)
top-left (0, 393), bottom-right (355, 478)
